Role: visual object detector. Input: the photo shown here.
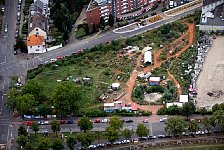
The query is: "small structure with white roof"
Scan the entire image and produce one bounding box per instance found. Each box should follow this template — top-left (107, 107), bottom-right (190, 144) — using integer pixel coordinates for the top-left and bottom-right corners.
top-left (179, 95), bottom-right (189, 103)
top-left (144, 51), bottom-right (152, 64)
top-left (111, 83), bottom-right (120, 90)
top-left (149, 77), bottom-right (160, 86)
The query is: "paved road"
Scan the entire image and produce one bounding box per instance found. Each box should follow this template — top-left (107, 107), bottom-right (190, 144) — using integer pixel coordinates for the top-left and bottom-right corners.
top-left (0, 0), bottom-right (20, 148)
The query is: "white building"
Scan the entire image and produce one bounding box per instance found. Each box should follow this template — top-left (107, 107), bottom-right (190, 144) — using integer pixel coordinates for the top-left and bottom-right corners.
top-left (199, 0), bottom-right (224, 31)
top-left (27, 34), bottom-right (46, 54)
top-left (144, 51), bottom-right (152, 64)
top-left (179, 95), bottom-right (189, 103)
top-left (166, 102), bottom-right (183, 108)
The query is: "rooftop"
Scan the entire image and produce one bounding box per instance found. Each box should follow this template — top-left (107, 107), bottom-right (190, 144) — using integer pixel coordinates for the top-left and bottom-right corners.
top-left (27, 34), bottom-right (45, 46)
top-left (200, 4), bottom-right (224, 26)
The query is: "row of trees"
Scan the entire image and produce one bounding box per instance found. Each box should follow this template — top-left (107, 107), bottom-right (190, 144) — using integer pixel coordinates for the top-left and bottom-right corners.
top-left (17, 116), bottom-right (150, 149)
top-left (6, 80), bottom-right (83, 117)
top-left (165, 109), bottom-right (224, 137)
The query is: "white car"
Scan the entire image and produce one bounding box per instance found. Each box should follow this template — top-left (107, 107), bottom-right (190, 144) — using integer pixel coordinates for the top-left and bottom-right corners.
top-left (50, 58), bottom-right (56, 62)
top-left (160, 118), bottom-right (167, 122)
top-left (101, 118), bottom-right (108, 123)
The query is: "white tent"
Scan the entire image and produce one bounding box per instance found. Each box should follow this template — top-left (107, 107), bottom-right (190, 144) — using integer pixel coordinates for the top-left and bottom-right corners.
top-left (144, 51), bottom-right (152, 64)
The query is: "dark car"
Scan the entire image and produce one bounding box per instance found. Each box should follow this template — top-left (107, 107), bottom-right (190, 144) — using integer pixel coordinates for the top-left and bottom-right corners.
top-left (139, 137), bottom-right (148, 141)
top-left (94, 119), bottom-right (101, 123)
top-left (60, 120), bottom-right (66, 124)
top-left (125, 119), bottom-right (133, 123)
top-left (67, 120), bottom-right (74, 124)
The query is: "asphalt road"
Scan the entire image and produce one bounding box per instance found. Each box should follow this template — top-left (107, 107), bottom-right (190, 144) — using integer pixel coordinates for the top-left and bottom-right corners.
top-left (0, 0), bottom-right (20, 148)
top-left (0, 2), bottom-right (201, 149)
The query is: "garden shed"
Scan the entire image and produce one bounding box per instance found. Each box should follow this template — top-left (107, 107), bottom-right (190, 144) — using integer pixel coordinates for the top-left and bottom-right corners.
top-left (179, 95), bottom-right (189, 103)
top-left (144, 51), bottom-right (152, 64)
top-left (149, 77), bottom-right (160, 86)
top-left (111, 82), bottom-right (120, 90)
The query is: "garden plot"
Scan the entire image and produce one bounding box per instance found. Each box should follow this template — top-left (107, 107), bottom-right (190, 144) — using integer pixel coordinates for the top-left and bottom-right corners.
top-left (196, 36), bottom-right (224, 108)
top-left (144, 93), bottom-right (163, 103)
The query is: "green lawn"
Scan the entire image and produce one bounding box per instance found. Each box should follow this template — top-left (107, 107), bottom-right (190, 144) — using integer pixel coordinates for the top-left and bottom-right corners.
top-left (75, 27), bottom-right (86, 38)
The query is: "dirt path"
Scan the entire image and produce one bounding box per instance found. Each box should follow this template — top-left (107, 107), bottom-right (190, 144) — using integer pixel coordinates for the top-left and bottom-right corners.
top-left (119, 23), bottom-right (195, 114)
top-left (167, 70), bottom-right (182, 99)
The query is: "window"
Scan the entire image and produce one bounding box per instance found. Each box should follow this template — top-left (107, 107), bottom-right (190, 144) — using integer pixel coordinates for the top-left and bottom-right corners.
top-left (36, 49), bottom-right (39, 51)
top-left (38, 46), bottom-right (40, 48)
top-left (30, 46), bottom-right (32, 48)
top-left (36, 28), bottom-right (38, 31)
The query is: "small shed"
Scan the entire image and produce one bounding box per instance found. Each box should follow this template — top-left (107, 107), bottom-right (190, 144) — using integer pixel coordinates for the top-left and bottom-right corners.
top-left (111, 83), bottom-right (120, 90)
top-left (144, 51), bottom-right (152, 64)
top-left (104, 103), bottom-right (115, 113)
top-left (179, 95), bottom-right (189, 103)
top-left (149, 77), bottom-right (160, 86)
top-left (132, 104), bottom-right (138, 113)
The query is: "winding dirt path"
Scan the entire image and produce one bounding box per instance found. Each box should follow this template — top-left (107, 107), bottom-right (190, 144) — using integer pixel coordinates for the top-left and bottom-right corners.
top-left (120, 23), bottom-right (195, 114)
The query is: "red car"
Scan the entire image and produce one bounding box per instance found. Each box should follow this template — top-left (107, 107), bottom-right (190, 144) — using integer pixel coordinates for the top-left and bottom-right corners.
top-left (60, 120), bottom-right (66, 124)
top-left (94, 119), bottom-right (101, 123)
top-left (56, 56), bottom-right (62, 60)
top-left (25, 121), bottom-right (33, 126)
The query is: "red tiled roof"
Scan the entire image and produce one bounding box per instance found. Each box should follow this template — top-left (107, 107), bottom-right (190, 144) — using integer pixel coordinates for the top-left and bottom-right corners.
top-left (132, 104), bottom-right (138, 111)
top-left (27, 34), bottom-right (44, 46)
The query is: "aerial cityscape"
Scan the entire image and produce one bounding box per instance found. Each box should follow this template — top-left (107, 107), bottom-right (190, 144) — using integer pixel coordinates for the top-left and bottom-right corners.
top-left (0, 0), bottom-right (224, 149)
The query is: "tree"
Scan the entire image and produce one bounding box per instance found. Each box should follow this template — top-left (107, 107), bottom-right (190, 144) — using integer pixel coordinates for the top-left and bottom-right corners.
top-left (24, 143), bottom-right (35, 150)
top-left (51, 119), bottom-right (61, 135)
top-left (37, 138), bottom-right (51, 150)
top-left (66, 135), bottom-right (76, 150)
top-left (21, 79), bottom-right (45, 102)
top-left (16, 135), bottom-right (27, 148)
top-left (202, 117), bottom-right (212, 134)
top-left (105, 126), bottom-right (119, 144)
top-left (77, 116), bottom-right (93, 132)
top-left (188, 120), bottom-right (199, 136)
top-left (182, 102), bottom-right (196, 120)
top-left (37, 104), bottom-right (52, 117)
top-left (77, 131), bottom-right (93, 149)
top-left (18, 126), bottom-right (28, 137)
top-left (100, 16), bottom-right (105, 30)
top-left (108, 14), bottom-right (114, 27)
top-left (53, 82), bottom-right (82, 116)
top-left (31, 122), bottom-right (39, 135)
top-left (108, 115), bottom-right (123, 130)
top-left (199, 107), bottom-right (207, 117)
top-left (52, 138), bottom-right (64, 150)
top-left (16, 94), bottom-right (37, 115)
top-left (212, 104), bottom-right (221, 113)
top-left (136, 124), bottom-right (149, 137)
top-left (14, 35), bottom-right (28, 53)
top-left (95, 131), bottom-right (101, 145)
top-left (123, 129), bottom-right (133, 140)
top-left (213, 110), bottom-right (224, 131)
top-left (165, 117), bottom-right (186, 137)
top-left (5, 88), bottom-right (20, 112)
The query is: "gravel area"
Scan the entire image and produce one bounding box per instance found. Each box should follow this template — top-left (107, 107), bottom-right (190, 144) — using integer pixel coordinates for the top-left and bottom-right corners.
top-left (196, 36), bottom-right (224, 108)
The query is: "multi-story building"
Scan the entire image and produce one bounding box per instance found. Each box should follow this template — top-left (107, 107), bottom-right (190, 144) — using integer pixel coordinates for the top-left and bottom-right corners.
top-left (199, 0), bottom-right (224, 31)
top-left (86, 0), bottom-right (157, 27)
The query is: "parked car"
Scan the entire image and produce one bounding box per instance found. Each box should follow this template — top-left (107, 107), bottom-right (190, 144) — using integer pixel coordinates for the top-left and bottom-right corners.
top-left (17, 5), bottom-right (21, 11)
top-left (67, 120), bottom-right (74, 124)
top-left (101, 118), bottom-right (108, 123)
top-left (139, 137), bottom-right (148, 141)
top-left (148, 135), bottom-right (157, 139)
top-left (160, 118), bottom-right (167, 122)
top-left (4, 23), bottom-right (8, 33)
top-left (38, 121), bottom-right (49, 125)
top-left (157, 134), bottom-right (165, 138)
top-left (94, 119), bottom-right (101, 123)
top-left (25, 121), bottom-right (33, 126)
top-left (125, 119), bottom-right (133, 123)
top-left (88, 145), bottom-right (96, 149)
top-left (50, 58), bottom-right (56, 62)
top-left (143, 119), bottom-right (148, 123)
top-left (56, 56), bottom-right (62, 60)
top-left (60, 120), bottom-right (66, 124)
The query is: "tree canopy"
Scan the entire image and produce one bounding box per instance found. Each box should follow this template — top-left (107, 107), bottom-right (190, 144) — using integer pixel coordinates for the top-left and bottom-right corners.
top-left (77, 115), bottom-right (93, 132)
top-left (188, 120), bottom-right (199, 136)
top-left (213, 110), bottom-right (224, 130)
top-left (51, 138), bottom-right (64, 150)
top-left (66, 135), bottom-right (76, 150)
top-left (105, 126), bottom-right (119, 144)
top-left (51, 120), bottom-right (61, 135)
top-left (53, 82), bottom-right (82, 116)
top-left (37, 138), bottom-right (51, 150)
top-left (108, 115), bottom-right (123, 130)
top-left (31, 122), bottom-right (39, 135)
top-left (77, 131), bottom-right (93, 149)
top-left (136, 124), bottom-right (150, 137)
top-left (123, 129), bottom-right (132, 140)
top-left (165, 117), bottom-right (186, 137)
top-left (182, 102), bottom-right (196, 120)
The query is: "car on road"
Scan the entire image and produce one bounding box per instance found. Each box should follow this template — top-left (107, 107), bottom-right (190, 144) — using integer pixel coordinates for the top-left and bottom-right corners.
top-left (94, 119), bottom-right (101, 123)
top-left (1, 7), bottom-right (4, 12)
top-left (67, 120), bottom-right (74, 124)
top-left (101, 118), bottom-right (108, 123)
top-left (38, 121), bottom-right (50, 125)
top-left (50, 58), bottom-right (56, 62)
top-left (148, 135), bottom-right (157, 139)
top-left (4, 23), bottom-right (8, 33)
top-left (143, 119), bottom-right (148, 123)
top-left (124, 119), bottom-right (133, 123)
top-left (160, 118), bottom-right (167, 122)
top-left (18, 5), bottom-right (21, 11)
top-left (157, 134), bottom-right (166, 138)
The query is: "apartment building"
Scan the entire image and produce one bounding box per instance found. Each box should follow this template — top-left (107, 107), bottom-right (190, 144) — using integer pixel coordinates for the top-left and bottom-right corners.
top-left (86, 0), bottom-right (157, 27)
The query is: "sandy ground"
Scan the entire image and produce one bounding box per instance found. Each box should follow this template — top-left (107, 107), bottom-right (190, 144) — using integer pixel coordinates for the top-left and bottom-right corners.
top-left (196, 36), bottom-right (224, 108)
top-left (144, 93), bottom-right (162, 103)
